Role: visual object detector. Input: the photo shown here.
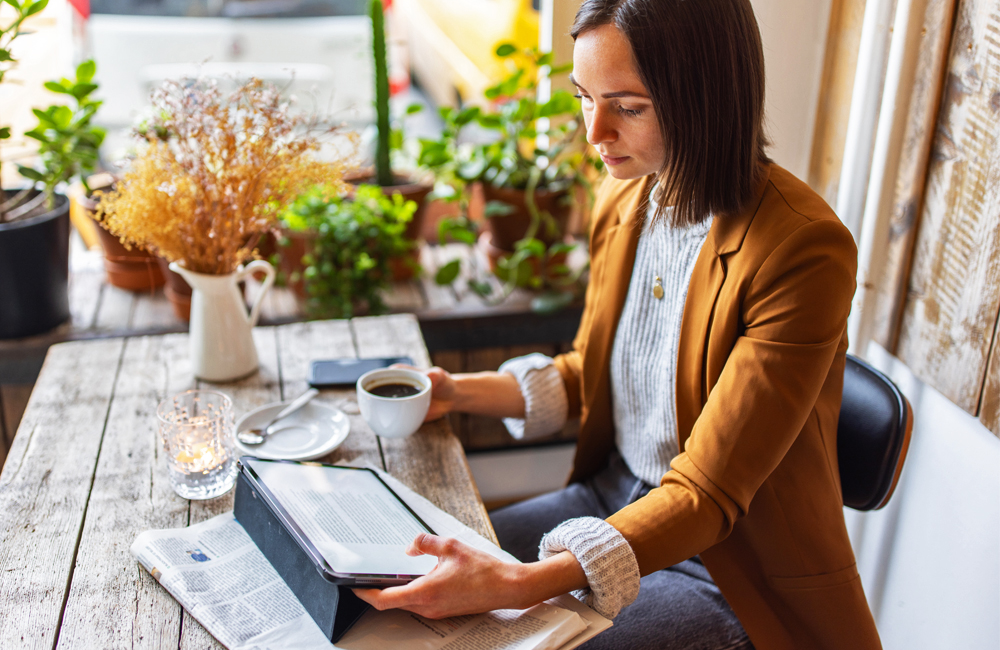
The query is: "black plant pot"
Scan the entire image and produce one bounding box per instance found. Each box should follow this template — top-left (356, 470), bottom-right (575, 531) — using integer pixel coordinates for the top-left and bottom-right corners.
top-left (0, 193), bottom-right (71, 339)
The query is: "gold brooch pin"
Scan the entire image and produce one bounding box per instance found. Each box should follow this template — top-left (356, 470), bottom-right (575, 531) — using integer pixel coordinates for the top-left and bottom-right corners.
top-left (653, 276), bottom-right (664, 300)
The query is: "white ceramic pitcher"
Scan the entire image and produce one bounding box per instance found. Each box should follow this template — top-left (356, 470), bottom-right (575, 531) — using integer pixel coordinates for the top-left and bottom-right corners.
top-left (170, 260), bottom-right (276, 382)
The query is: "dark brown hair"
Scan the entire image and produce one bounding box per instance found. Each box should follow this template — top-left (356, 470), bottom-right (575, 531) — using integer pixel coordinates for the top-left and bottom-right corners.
top-left (572, 0), bottom-right (770, 226)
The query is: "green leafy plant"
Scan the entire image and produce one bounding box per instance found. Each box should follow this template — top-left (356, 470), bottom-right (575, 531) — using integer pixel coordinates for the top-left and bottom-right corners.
top-left (418, 43), bottom-right (597, 312)
top-left (0, 0), bottom-right (51, 222)
top-left (280, 184), bottom-right (415, 319)
top-left (15, 60), bottom-right (105, 212)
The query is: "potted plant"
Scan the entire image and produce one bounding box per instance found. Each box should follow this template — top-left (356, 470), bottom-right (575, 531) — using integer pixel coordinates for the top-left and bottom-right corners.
top-left (417, 43), bottom-right (598, 313)
top-left (0, 0), bottom-right (97, 339)
top-left (279, 183), bottom-right (415, 319)
top-left (97, 77), bottom-right (347, 381)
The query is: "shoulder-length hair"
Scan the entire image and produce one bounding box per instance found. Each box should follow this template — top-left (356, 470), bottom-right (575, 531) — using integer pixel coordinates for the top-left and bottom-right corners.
top-left (572, 0), bottom-right (771, 227)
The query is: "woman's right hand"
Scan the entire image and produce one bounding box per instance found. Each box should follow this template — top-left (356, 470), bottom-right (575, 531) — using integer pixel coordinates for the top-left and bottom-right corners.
top-left (424, 366), bottom-right (457, 421)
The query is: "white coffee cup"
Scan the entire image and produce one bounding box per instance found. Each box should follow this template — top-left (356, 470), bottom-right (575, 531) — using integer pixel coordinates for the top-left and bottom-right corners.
top-left (356, 368), bottom-right (432, 439)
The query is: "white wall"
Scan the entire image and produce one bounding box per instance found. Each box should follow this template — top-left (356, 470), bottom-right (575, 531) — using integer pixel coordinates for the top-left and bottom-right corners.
top-left (750, 0), bottom-right (833, 178)
top-left (848, 344), bottom-right (1000, 650)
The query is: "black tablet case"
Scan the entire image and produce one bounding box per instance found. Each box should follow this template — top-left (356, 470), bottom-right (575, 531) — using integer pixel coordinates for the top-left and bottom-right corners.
top-left (233, 470), bottom-right (370, 643)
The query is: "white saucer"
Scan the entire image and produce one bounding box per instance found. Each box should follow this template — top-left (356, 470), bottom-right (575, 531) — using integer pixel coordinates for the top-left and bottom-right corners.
top-left (234, 401), bottom-right (350, 461)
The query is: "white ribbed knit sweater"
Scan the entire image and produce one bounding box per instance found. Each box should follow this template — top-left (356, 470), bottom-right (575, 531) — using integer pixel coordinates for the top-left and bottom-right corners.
top-left (499, 193), bottom-right (713, 618)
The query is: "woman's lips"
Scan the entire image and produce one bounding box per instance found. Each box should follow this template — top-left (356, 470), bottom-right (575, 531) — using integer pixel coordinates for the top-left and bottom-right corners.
top-left (600, 153), bottom-right (630, 166)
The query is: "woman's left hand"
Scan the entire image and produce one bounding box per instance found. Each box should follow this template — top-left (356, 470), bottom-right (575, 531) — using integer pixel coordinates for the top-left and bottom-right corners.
top-left (353, 533), bottom-right (527, 618)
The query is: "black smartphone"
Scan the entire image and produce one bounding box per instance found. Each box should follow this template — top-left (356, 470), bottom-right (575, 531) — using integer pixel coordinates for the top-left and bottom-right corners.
top-left (308, 357), bottom-right (415, 387)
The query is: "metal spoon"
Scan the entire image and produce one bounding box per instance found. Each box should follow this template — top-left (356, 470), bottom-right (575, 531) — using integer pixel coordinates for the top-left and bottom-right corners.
top-left (237, 388), bottom-right (320, 446)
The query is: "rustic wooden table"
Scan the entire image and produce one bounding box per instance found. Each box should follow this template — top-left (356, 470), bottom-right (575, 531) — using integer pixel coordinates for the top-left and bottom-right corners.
top-left (0, 314), bottom-right (496, 649)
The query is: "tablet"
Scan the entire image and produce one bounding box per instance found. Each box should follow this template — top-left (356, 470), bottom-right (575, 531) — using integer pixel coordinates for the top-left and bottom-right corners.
top-left (239, 457), bottom-right (437, 586)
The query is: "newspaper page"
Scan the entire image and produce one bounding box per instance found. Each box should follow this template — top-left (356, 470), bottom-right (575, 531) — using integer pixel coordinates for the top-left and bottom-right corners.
top-left (130, 467), bottom-right (611, 650)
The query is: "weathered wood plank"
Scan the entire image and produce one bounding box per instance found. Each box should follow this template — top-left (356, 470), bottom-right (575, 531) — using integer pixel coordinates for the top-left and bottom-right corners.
top-left (56, 334), bottom-right (193, 650)
top-left (93, 284), bottom-right (137, 333)
top-left (67, 267), bottom-right (105, 332)
top-left (897, 1), bottom-right (1000, 413)
top-left (808, 0), bottom-right (868, 205)
top-left (383, 279), bottom-right (426, 313)
top-left (419, 243), bottom-right (460, 311)
top-left (871, 0), bottom-right (959, 350)
top-left (276, 320), bottom-right (383, 468)
top-left (979, 313), bottom-right (1000, 436)
top-left (0, 339), bottom-right (125, 650)
top-left (1, 383), bottom-right (33, 448)
top-left (352, 315), bottom-right (498, 544)
top-left (131, 290), bottom-right (184, 332)
top-left (179, 327), bottom-right (284, 650)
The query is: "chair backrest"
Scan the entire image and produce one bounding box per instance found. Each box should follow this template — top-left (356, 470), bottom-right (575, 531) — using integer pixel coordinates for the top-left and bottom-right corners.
top-left (837, 354), bottom-right (913, 511)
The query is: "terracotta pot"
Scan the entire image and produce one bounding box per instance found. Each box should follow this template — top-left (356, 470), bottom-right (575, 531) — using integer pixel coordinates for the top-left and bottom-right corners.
top-left (157, 257), bottom-right (193, 322)
top-left (79, 192), bottom-right (165, 292)
top-left (479, 184), bottom-right (572, 251)
top-left (346, 171), bottom-right (433, 281)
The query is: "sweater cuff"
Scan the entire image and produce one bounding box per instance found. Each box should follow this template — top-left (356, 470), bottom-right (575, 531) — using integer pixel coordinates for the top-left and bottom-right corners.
top-left (538, 517), bottom-right (640, 619)
top-left (498, 353), bottom-right (568, 439)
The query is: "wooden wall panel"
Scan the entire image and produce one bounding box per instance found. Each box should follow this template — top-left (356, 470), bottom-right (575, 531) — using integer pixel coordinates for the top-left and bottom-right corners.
top-left (979, 314), bottom-right (1000, 436)
top-left (871, 0), bottom-right (959, 350)
top-left (808, 0), bottom-right (868, 205)
top-left (897, 0), bottom-right (1000, 414)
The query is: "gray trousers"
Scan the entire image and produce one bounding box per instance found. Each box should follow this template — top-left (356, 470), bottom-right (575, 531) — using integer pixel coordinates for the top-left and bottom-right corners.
top-left (489, 451), bottom-right (753, 650)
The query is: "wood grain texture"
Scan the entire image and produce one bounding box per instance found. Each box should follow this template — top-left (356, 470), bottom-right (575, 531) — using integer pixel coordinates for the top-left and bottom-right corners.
top-left (180, 327), bottom-right (284, 650)
top-left (56, 335), bottom-right (193, 650)
top-left (897, 0), bottom-right (1000, 413)
top-left (979, 313), bottom-right (1000, 436)
top-left (352, 315), bottom-right (498, 544)
top-left (276, 320), bottom-right (383, 468)
top-left (872, 0), bottom-right (960, 350)
top-left (808, 0), bottom-right (868, 205)
top-left (0, 339), bottom-right (125, 650)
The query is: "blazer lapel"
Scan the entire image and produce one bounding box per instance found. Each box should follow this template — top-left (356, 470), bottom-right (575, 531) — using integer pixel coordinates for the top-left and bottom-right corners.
top-left (580, 177), bottom-right (650, 413)
top-left (676, 165), bottom-right (771, 447)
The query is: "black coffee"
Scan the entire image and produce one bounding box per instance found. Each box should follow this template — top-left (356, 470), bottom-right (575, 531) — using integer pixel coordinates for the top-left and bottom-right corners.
top-left (367, 383), bottom-right (421, 398)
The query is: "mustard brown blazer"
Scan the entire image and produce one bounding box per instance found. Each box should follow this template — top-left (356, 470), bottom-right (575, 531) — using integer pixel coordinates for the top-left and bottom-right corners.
top-left (552, 164), bottom-right (881, 649)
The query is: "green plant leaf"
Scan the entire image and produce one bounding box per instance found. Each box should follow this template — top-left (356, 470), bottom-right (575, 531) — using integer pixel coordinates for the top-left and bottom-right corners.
top-left (0, 49), bottom-right (13, 62)
top-left (17, 165), bottom-right (45, 182)
top-left (76, 59), bottom-right (96, 82)
top-left (468, 279), bottom-right (492, 297)
top-left (43, 80), bottom-right (70, 94)
top-left (0, 127), bottom-right (10, 140)
top-left (434, 259), bottom-right (461, 285)
top-left (50, 105), bottom-right (72, 128)
top-left (25, 0), bottom-right (48, 16)
top-left (495, 43), bottom-right (517, 57)
top-left (71, 82), bottom-right (98, 100)
top-left (31, 107), bottom-right (54, 124)
top-left (405, 102), bottom-right (423, 115)
top-left (484, 200), bottom-right (516, 218)
top-left (3, 0), bottom-right (21, 11)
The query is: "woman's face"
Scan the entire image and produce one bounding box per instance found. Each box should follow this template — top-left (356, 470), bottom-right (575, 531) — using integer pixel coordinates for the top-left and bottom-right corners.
top-left (572, 24), bottom-right (666, 180)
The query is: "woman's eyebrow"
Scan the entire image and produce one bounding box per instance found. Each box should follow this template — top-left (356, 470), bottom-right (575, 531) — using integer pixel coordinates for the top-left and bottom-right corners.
top-left (568, 74), bottom-right (649, 99)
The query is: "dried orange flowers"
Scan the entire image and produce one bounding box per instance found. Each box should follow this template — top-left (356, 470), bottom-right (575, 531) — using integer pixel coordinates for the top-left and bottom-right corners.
top-left (98, 77), bottom-right (351, 275)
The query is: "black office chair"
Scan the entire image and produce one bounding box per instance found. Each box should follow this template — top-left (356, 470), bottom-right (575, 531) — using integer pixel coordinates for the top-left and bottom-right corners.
top-left (837, 354), bottom-right (913, 511)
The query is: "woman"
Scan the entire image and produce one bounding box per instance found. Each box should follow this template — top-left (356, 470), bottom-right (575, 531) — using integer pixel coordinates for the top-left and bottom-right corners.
top-left (357, 1), bottom-right (881, 648)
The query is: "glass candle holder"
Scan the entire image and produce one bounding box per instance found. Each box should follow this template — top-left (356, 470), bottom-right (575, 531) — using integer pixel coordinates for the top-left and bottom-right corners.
top-left (156, 389), bottom-right (238, 500)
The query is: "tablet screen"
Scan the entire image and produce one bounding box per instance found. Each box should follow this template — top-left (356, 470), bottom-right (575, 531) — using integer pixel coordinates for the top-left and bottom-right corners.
top-left (243, 458), bottom-right (437, 578)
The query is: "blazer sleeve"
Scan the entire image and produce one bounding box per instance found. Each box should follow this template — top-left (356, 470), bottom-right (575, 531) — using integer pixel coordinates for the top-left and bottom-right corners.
top-left (606, 217), bottom-right (858, 575)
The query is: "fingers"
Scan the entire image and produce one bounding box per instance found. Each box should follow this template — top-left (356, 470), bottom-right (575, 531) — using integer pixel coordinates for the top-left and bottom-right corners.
top-left (405, 532), bottom-right (453, 558)
top-left (353, 584), bottom-right (418, 611)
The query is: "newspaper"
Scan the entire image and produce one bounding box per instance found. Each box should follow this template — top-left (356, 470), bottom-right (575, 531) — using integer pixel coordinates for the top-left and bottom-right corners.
top-left (131, 467), bottom-right (611, 650)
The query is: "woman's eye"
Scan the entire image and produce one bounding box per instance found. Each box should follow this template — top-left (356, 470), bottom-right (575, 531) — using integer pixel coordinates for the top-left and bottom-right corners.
top-left (574, 93), bottom-right (593, 104)
top-left (617, 105), bottom-right (643, 118)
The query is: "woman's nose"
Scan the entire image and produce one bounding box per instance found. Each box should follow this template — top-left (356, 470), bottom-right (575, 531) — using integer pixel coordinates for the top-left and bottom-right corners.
top-left (586, 106), bottom-right (617, 146)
